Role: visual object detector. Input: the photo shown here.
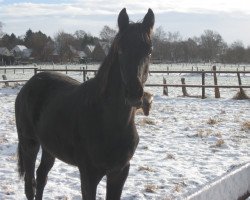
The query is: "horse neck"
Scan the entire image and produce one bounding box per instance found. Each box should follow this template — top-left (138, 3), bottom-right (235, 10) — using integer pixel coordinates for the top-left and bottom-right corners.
top-left (105, 58), bottom-right (123, 98)
top-left (95, 41), bottom-right (124, 103)
top-left (105, 60), bottom-right (136, 125)
top-left (95, 48), bottom-right (135, 123)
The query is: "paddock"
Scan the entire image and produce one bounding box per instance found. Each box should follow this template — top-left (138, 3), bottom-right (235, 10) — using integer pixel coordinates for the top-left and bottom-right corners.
top-left (0, 63), bottom-right (249, 199)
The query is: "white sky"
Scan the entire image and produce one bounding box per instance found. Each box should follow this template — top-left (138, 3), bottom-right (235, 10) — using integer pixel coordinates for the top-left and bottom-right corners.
top-left (0, 0), bottom-right (250, 45)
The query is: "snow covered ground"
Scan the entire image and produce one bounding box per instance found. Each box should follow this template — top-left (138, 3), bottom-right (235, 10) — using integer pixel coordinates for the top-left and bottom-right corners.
top-left (0, 64), bottom-right (249, 199)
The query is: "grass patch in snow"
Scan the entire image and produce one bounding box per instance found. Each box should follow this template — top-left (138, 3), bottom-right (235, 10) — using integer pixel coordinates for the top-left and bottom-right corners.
top-left (207, 118), bottom-right (219, 125)
top-left (145, 184), bottom-right (157, 193)
top-left (165, 153), bottom-right (176, 160)
top-left (138, 166), bottom-right (155, 172)
top-left (210, 138), bottom-right (225, 148)
top-left (241, 121), bottom-right (250, 131)
top-left (233, 89), bottom-right (250, 100)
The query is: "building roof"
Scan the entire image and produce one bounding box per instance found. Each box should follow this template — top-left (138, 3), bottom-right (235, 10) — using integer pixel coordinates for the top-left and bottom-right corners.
top-left (0, 47), bottom-right (12, 56)
top-left (16, 45), bottom-right (28, 51)
top-left (85, 45), bottom-right (95, 53)
top-left (11, 45), bottom-right (28, 52)
top-left (78, 51), bottom-right (87, 58)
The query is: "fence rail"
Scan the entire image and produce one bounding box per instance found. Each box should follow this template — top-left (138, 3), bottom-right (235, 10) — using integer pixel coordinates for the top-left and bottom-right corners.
top-left (145, 84), bottom-right (250, 88)
top-left (0, 79), bottom-right (29, 83)
top-left (1, 66), bottom-right (249, 99)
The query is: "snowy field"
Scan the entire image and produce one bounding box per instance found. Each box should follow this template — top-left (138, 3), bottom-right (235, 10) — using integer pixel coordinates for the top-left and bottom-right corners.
top-left (0, 63), bottom-right (249, 199)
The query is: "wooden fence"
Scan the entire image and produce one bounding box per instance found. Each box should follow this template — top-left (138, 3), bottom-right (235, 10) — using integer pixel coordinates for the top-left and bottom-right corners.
top-left (0, 66), bottom-right (249, 99)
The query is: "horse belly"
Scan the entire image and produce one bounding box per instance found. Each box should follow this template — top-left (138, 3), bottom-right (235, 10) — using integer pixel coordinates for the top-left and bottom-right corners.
top-left (36, 108), bottom-right (78, 166)
top-left (39, 132), bottom-right (77, 166)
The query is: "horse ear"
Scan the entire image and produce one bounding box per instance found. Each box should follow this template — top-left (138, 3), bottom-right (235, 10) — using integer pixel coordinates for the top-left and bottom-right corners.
top-left (118, 8), bottom-right (129, 32)
top-left (142, 8), bottom-right (155, 35)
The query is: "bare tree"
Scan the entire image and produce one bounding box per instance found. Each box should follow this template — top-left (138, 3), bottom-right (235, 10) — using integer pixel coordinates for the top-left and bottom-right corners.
top-left (166, 31), bottom-right (183, 62)
top-left (245, 46), bottom-right (250, 63)
top-left (74, 30), bottom-right (97, 49)
top-left (223, 40), bottom-right (245, 63)
top-left (54, 31), bottom-right (76, 62)
top-left (99, 25), bottom-right (117, 44)
top-left (153, 26), bottom-right (166, 41)
top-left (200, 30), bottom-right (225, 62)
top-left (152, 26), bottom-right (167, 61)
top-left (0, 21), bottom-right (4, 38)
top-left (166, 31), bottom-right (182, 43)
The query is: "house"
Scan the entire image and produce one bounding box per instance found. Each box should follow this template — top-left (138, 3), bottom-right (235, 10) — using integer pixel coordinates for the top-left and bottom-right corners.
top-left (0, 47), bottom-right (14, 65)
top-left (11, 45), bottom-right (32, 59)
top-left (91, 41), bottom-right (110, 62)
top-left (69, 45), bottom-right (87, 63)
top-left (84, 45), bottom-right (95, 58)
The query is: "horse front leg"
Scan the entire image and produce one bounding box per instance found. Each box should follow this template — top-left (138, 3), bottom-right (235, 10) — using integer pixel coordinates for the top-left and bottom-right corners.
top-left (79, 165), bottom-right (104, 200)
top-left (106, 164), bottom-right (130, 200)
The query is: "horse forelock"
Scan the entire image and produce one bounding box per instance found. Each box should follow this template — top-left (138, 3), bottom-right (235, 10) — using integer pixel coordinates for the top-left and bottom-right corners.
top-left (118, 23), bottom-right (151, 45)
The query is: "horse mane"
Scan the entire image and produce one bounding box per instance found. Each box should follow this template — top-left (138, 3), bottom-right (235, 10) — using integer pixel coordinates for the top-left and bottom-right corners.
top-left (95, 34), bottom-right (120, 96)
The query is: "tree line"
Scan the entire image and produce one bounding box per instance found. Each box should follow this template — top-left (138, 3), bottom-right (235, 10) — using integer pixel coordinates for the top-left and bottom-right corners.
top-left (1, 22), bottom-right (250, 64)
top-left (152, 27), bottom-right (250, 64)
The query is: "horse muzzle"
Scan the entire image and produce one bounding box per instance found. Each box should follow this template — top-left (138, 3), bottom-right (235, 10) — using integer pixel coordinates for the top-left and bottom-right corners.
top-left (125, 83), bottom-right (143, 107)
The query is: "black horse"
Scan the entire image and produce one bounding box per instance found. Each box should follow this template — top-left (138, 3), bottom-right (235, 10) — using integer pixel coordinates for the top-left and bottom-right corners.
top-left (15, 8), bottom-right (154, 200)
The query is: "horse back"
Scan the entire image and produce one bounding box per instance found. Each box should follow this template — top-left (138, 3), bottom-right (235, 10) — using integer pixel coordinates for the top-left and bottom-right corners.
top-left (15, 72), bottom-right (80, 139)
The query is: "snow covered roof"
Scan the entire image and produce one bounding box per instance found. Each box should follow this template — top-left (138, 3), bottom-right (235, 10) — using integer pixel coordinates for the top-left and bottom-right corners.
top-left (85, 45), bottom-right (95, 53)
top-left (78, 51), bottom-right (87, 58)
top-left (11, 45), bottom-right (28, 52)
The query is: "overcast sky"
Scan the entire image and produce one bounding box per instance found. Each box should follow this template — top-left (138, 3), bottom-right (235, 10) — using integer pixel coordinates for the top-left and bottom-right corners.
top-left (1, 0), bottom-right (250, 46)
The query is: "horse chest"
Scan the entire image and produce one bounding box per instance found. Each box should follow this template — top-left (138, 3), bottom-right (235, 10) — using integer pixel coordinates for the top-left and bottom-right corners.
top-left (88, 124), bottom-right (139, 171)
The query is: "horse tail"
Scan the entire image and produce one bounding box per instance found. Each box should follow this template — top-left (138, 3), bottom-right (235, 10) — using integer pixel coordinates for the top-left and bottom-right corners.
top-left (17, 142), bottom-right (25, 178)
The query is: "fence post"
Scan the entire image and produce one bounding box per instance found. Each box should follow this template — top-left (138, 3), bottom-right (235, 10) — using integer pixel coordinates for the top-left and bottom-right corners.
top-left (202, 70), bottom-right (206, 99)
top-left (237, 72), bottom-right (244, 93)
top-left (66, 66), bottom-right (68, 74)
top-left (163, 77), bottom-right (168, 96)
top-left (181, 78), bottom-right (188, 96)
top-left (83, 67), bottom-right (86, 82)
top-left (34, 68), bottom-right (37, 75)
top-left (213, 65), bottom-right (220, 98)
top-left (2, 75), bottom-right (9, 87)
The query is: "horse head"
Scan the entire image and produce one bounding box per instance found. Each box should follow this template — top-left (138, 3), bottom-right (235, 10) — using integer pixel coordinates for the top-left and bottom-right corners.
top-left (116, 8), bottom-right (154, 107)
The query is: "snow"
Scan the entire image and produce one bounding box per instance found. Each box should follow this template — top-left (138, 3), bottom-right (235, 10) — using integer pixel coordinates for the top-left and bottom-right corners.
top-left (185, 163), bottom-right (250, 200)
top-left (0, 64), bottom-right (249, 200)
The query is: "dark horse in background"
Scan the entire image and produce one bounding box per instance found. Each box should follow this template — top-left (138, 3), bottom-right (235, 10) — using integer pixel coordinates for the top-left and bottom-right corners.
top-left (15, 8), bottom-right (154, 200)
